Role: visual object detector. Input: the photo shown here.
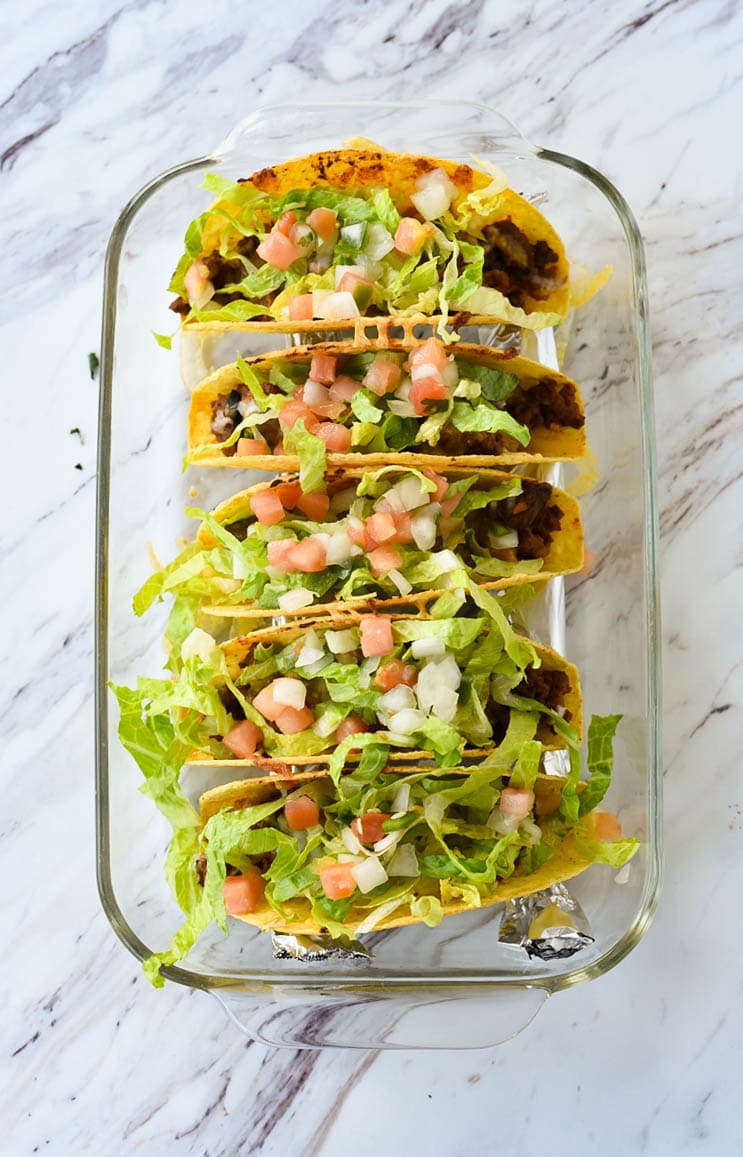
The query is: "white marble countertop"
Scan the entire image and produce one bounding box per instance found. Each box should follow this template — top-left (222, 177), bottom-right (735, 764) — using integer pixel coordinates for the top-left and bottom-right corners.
top-left (4, 1), bottom-right (742, 1152)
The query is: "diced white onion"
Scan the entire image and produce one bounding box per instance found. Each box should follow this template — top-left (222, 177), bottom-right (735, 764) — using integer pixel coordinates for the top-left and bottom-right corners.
top-left (410, 362), bottom-right (442, 383)
top-left (312, 289), bottom-right (331, 315)
top-left (431, 549), bottom-right (461, 573)
top-left (373, 830), bottom-right (404, 855)
top-left (378, 685), bottom-right (417, 716)
top-left (395, 377), bottom-right (412, 401)
top-left (416, 659), bottom-right (460, 722)
top-left (490, 531), bottom-right (519, 550)
top-left (521, 819), bottom-right (543, 846)
top-left (388, 568), bottom-right (412, 596)
top-left (326, 628), bottom-right (358, 654)
top-left (387, 707), bottom-right (427, 735)
top-left (487, 809), bottom-right (521, 834)
top-left (411, 182), bottom-right (453, 221)
top-left (340, 223), bottom-right (366, 249)
top-left (342, 826), bottom-right (363, 855)
top-left (339, 852), bottom-right (364, 865)
top-left (295, 628), bottom-right (324, 668)
top-left (316, 291), bottom-right (360, 320)
top-left (301, 655), bottom-right (334, 677)
top-left (432, 655), bottom-right (461, 689)
top-left (442, 361), bottom-right (458, 389)
top-left (392, 783), bottom-right (411, 812)
top-left (355, 897), bottom-right (406, 934)
top-left (387, 843), bottom-right (419, 877)
top-left (232, 552), bottom-right (251, 581)
top-left (363, 222), bottom-right (395, 261)
top-left (410, 637), bottom-right (446, 659)
top-left (278, 587), bottom-right (316, 612)
top-left (181, 627), bottom-right (216, 663)
top-left (236, 396), bottom-right (258, 418)
top-left (324, 530), bottom-right (355, 566)
top-left (384, 731), bottom-right (417, 746)
top-left (334, 263), bottom-right (366, 289)
top-left (303, 379), bottom-right (331, 408)
top-left (393, 475), bottom-right (429, 511)
top-left (351, 855), bottom-right (388, 894)
top-left (387, 399), bottom-right (417, 418)
top-left (410, 510), bottom-right (438, 551)
top-left (360, 655), bottom-right (381, 675)
top-left (271, 677), bottom-right (306, 709)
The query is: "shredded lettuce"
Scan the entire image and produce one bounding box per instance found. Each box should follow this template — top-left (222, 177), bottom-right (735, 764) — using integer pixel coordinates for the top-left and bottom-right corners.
top-left (282, 419), bottom-right (326, 492)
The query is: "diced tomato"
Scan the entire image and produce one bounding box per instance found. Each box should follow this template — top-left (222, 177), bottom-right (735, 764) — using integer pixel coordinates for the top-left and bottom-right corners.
top-left (336, 716), bottom-right (369, 742)
top-left (289, 293), bottom-right (314, 321)
top-left (223, 869), bottom-right (266, 915)
top-left (390, 511), bottom-right (414, 543)
top-left (409, 376), bottom-right (448, 415)
top-left (366, 511), bottom-right (397, 545)
top-left (329, 375), bottom-right (359, 403)
top-left (274, 480), bottom-right (303, 509)
top-left (368, 546), bottom-right (403, 576)
top-left (223, 720), bottom-right (263, 758)
top-left (276, 211), bottom-right (297, 236)
top-left (394, 216), bottom-right (432, 256)
top-left (279, 397), bottom-right (319, 432)
top-left (364, 356), bottom-right (402, 396)
top-left (319, 862), bottom-right (357, 900)
top-left (249, 489), bottom-right (285, 527)
top-left (315, 423), bottom-right (352, 452)
top-left (590, 811), bottom-right (624, 841)
top-left (347, 519), bottom-right (366, 547)
top-left (285, 795), bottom-right (320, 830)
top-left (375, 659), bottom-right (417, 691)
top-left (360, 615), bottom-right (394, 658)
top-left (257, 230), bottom-right (303, 270)
top-left (499, 787), bottom-right (536, 819)
top-left (351, 811), bottom-right (391, 846)
top-left (310, 353), bottom-right (337, 385)
top-left (276, 705), bottom-right (315, 734)
top-left (184, 260), bottom-right (213, 304)
top-left (266, 539), bottom-right (298, 573)
top-left (287, 537), bottom-right (327, 572)
top-left (409, 338), bottom-right (448, 372)
top-left (422, 468), bottom-right (449, 502)
top-left (297, 492), bottom-right (330, 520)
top-left (236, 437), bottom-right (269, 457)
top-left (307, 207), bottom-right (338, 242)
top-left (253, 682), bottom-right (284, 722)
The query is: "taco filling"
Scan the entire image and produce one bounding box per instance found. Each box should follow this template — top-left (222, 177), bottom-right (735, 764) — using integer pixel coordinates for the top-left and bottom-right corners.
top-left (168, 149), bottom-right (568, 329)
top-left (135, 467), bottom-right (581, 633)
top-left (188, 339), bottom-right (584, 475)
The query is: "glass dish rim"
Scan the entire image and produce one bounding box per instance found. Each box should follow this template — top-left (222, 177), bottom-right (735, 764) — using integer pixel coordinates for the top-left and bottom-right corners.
top-left (95, 100), bottom-right (662, 995)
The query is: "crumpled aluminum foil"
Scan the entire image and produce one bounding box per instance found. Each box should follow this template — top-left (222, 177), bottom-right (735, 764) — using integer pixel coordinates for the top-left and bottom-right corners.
top-left (271, 932), bottom-right (372, 963)
top-left (498, 883), bottom-right (594, 960)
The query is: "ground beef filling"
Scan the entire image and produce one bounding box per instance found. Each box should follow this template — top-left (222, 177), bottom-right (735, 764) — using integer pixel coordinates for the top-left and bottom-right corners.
top-left (468, 482), bottom-right (562, 561)
top-left (474, 218), bottom-right (563, 308)
top-left (508, 379), bottom-right (584, 430)
top-left (210, 386), bottom-right (281, 455)
top-left (170, 237), bottom-right (275, 317)
top-left (487, 664), bottom-right (571, 743)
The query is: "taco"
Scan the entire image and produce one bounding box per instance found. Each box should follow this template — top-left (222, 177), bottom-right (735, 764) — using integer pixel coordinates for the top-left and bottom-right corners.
top-left (129, 714), bottom-right (637, 979)
top-left (122, 606), bottom-right (582, 789)
top-left (168, 148), bottom-right (569, 335)
top-left (135, 466), bottom-right (583, 630)
top-left (187, 338), bottom-right (585, 477)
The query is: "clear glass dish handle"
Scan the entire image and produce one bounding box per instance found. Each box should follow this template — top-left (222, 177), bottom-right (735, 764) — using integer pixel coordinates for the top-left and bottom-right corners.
top-left (210, 985), bottom-right (548, 1050)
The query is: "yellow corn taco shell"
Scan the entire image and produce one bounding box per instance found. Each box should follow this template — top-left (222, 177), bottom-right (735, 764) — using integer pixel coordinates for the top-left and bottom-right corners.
top-left (187, 341), bottom-right (585, 469)
top-left (181, 148), bottom-right (569, 335)
top-left (195, 468), bottom-right (583, 622)
top-left (185, 615), bottom-right (582, 770)
top-left (198, 770), bottom-right (591, 934)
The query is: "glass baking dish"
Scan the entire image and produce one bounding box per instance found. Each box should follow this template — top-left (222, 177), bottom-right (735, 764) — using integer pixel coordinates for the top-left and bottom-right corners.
top-left (95, 101), bottom-right (661, 1049)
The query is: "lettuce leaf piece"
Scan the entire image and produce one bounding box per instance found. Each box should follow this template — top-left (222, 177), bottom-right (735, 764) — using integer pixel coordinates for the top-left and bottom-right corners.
top-left (578, 713), bottom-right (623, 816)
top-left (572, 834), bottom-right (640, 867)
top-left (409, 895), bottom-right (444, 927)
top-left (372, 189), bottom-right (400, 234)
top-left (392, 616), bottom-right (484, 650)
top-left (453, 285), bottom-right (561, 331)
top-left (450, 403), bottom-right (530, 445)
top-left (282, 419), bottom-right (326, 493)
top-left (440, 879), bottom-right (482, 908)
top-left (236, 354), bottom-right (272, 411)
top-left (269, 363), bottom-right (304, 394)
top-left (350, 389), bottom-right (384, 424)
top-left (327, 734), bottom-right (389, 786)
top-left (192, 299), bottom-right (276, 323)
top-left (456, 361), bottom-right (520, 404)
top-left (465, 579), bottom-right (537, 670)
top-left (142, 890), bottom-right (213, 989)
top-left (227, 264), bottom-right (286, 300)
